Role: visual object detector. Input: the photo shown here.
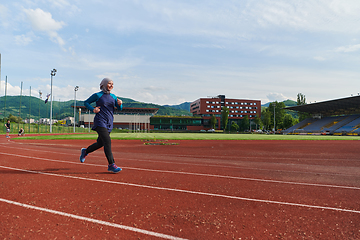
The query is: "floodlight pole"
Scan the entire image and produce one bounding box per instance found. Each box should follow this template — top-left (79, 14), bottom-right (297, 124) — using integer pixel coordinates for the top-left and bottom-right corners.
top-left (50, 69), bottom-right (57, 133)
top-left (73, 86), bottom-right (79, 133)
top-left (273, 102), bottom-right (276, 134)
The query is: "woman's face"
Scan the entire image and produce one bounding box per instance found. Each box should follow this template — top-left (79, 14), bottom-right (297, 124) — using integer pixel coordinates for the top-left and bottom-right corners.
top-left (107, 81), bottom-right (114, 91)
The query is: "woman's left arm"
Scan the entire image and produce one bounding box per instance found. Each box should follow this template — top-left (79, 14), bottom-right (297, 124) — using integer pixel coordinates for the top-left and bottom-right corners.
top-left (112, 94), bottom-right (123, 111)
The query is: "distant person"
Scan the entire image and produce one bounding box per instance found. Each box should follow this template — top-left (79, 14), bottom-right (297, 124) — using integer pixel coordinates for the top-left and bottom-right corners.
top-left (79, 78), bottom-right (123, 173)
top-left (18, 128), bottom-right (25, 136)
top-left (5, 120), bottom-right (10, 138)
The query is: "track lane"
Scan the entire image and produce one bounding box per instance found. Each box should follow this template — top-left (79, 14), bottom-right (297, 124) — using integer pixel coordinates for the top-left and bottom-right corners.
top-left (1, 138), bottom-right (360, 239)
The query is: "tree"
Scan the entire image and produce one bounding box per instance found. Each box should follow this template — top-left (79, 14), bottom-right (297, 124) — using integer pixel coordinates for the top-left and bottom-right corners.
top-left (253, 116), bottom-right (263, 130)
top-left (297, 93), bottom-right (306, 105)
top-left (209, 115), bottom-right (217, 129)
top-left (297, 93), bottom-right (310, 122)
top-left (283, 114), bottom-right (294, 129)
top-left (241, 115), bottom-right (250, 131)
top-left (261, 108), bottom-right (271, 130)
top-left (231, 121), bottom-right (239, 132)
top-left (269, 101), bottom-right (286, 130)
top-left (221, 107), bottom-right (229, 131)
top-left (7, 114), bottom-right (22, 123)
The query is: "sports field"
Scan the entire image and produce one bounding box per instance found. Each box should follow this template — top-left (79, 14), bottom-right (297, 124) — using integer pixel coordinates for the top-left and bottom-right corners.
top-left (1, 133), bottom-right (359, 239)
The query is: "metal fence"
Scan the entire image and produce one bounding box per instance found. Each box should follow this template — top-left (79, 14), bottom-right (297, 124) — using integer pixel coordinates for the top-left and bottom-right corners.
top-left (1, 121), bottom-right (90, 134)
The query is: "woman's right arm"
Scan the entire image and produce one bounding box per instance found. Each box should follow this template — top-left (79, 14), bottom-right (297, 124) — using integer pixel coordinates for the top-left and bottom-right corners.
top-left (84, 93), bottom-right (99, 112)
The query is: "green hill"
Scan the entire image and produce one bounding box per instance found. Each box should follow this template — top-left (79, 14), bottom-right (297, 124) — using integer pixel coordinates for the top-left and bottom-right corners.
top-left (0, 96), bottom-right (192, 120)
top-left (261, 99), bottom-right (297, 107)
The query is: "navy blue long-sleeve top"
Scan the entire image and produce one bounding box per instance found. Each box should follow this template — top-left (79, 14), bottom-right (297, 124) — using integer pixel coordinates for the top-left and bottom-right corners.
top-left (84, 92), bottom-right (122, 132)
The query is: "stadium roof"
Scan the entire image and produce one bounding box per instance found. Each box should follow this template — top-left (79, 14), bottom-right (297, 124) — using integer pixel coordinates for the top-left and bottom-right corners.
top-left (118, 107), bottom-right (159, 115)
top-left (76, 106), bottom-right (159, 115)
top-left (284, 95), bottom-right (360, 116)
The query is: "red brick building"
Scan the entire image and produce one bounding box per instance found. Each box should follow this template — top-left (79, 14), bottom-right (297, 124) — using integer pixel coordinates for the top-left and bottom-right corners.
top-left (190, 95), bottom-right (261, 130)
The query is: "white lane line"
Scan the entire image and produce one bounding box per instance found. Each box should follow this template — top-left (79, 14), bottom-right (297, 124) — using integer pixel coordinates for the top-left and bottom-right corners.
top-left (124, 166), bottom-right (360, 190)
top-left (1, 151), bottom-right (359, 191)
top-left (0, 197), bottom-right (187, 240)
top-left (1, 165), bottom-right (360, 214)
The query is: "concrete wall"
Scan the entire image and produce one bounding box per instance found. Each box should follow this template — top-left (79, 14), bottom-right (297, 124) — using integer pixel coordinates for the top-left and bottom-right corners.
top-left (81, 114), bottom-right (151, 124)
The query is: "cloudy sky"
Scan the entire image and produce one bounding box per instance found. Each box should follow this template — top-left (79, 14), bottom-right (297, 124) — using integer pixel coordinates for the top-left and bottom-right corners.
top-left (1, 0), bottom-right (360, 105)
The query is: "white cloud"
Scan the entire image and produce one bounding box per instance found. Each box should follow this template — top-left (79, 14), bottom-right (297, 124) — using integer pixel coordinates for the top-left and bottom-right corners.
top-left (249, 0), bottom-right (360, 33)
top-left (133, 91), bottom-right (170, 104)
top-left (143, 86), bottom-right (167, 92)
top-left (266, 93), bottom-right (289, 102)
top-left (14, 34), bottom-right (33, 46)
top-left (24, 8), bottom-right (66, 48)
top-left (24, 8), bottom-right (64, 32)
top-left (0, 80), bottom-right (22, 96)
top-left (63, 56), bottom-right (144, 72)
top-left (192, 44), bottom-right (226, 49)
top-left (106, 0), bottom-right (360, 40)
top-left (0, 4), bottom-right (10, 28)
top-left (335, 44), bottom-right (360, 53)
top-left (313, 56), bottom-right (326, 61)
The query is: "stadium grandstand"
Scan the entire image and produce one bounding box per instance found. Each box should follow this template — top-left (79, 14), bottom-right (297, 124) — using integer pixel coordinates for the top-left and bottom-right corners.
top-left (283, 95), bottom-right (360, 135)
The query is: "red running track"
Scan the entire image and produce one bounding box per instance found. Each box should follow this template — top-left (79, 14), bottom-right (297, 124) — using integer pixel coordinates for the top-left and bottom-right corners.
top-left (0, 136), bottom-right (360, 239)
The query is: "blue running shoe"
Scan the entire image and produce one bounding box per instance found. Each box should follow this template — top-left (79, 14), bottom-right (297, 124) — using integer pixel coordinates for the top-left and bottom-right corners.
top-left (80, 148), bottom-right (87, 163)
top-left (108, 163), bottom-right (122, 173)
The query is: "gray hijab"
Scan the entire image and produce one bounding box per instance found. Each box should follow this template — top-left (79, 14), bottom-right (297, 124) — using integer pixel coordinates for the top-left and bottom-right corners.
top-left (100, 78), bottom-right (112, 94)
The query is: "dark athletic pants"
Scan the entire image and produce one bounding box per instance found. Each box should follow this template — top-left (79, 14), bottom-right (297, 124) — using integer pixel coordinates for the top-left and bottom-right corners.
top-left (86, 127), bottom-right (115, 165)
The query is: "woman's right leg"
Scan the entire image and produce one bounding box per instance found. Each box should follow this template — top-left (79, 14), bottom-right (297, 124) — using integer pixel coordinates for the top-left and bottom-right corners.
top-left (86, 134), bottom-right (104, 154)
top-left (94, 127), bottom-right (115, 165)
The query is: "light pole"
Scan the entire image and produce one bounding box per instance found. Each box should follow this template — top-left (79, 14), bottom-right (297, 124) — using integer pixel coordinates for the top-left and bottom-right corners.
top-left (39, 91), bottom-right (42, 133)
top-left (74, 86), bottom-right (79, 133)
top-left (50, 69), bottom-right (57, 133)
top-left (273, 102), bottom-right (276, 134)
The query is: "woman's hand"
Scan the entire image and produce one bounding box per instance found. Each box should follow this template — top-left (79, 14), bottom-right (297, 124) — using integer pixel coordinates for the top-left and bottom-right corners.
top-left (117, 98), bottom-right (122, 106)
top-left (93, 107), bottom-right (101, 113)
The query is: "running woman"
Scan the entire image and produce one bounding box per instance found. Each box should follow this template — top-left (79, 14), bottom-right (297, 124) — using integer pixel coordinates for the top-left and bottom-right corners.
top-left (79, 78), bottom-right (123, 173)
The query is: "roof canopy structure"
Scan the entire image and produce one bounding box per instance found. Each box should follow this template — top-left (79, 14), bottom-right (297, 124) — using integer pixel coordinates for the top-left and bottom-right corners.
top-left (118, 107), bottom-right (159, 115)
top-left (76, 106), bottom-right (159, 115)
top-left (285, 95), bottom-right (360, 116)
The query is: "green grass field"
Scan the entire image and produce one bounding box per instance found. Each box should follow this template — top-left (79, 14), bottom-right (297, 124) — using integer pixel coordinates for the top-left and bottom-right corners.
top-left (12, 132), bottom-right (360, 141)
